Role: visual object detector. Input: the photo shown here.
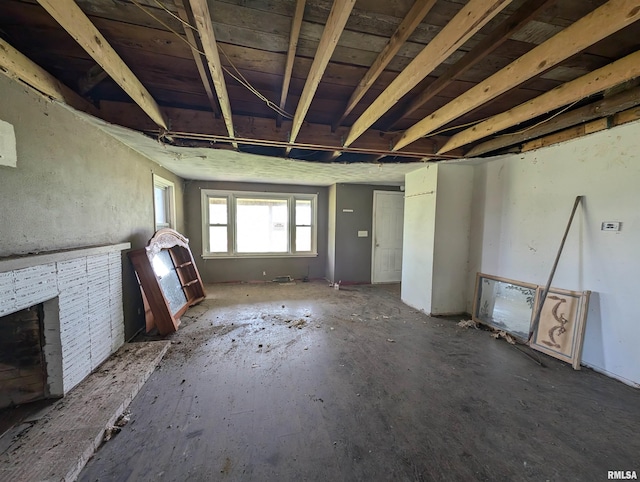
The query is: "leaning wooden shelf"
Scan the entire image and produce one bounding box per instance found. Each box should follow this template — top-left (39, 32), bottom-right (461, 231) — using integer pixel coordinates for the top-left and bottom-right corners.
top-left (128, 228), bottom-right (205, 336)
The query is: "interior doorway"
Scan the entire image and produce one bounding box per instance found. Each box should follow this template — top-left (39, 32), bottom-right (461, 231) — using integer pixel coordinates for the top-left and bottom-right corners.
top-left (371, 190), bottom-right (404, 283)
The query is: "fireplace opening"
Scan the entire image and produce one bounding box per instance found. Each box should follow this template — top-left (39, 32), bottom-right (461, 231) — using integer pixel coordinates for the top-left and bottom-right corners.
top-left (0, 304), bottom-right (48, 409)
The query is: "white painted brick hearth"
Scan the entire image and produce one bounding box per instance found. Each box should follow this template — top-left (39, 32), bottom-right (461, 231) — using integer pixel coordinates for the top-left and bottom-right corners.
top-left (0, 243), bottom-right (130, 395)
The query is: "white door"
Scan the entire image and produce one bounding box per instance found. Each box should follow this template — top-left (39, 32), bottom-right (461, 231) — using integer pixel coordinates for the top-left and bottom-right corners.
top-left (372, 191), bottom-right (404, 283)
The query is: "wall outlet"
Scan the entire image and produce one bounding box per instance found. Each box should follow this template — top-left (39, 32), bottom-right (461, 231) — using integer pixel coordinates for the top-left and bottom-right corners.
top-left (601, 222), bottom-right (621, 232)
top-left (358, 230), bottom-right (368, 237)
top-left (263, 271), bottom-right (266, 276)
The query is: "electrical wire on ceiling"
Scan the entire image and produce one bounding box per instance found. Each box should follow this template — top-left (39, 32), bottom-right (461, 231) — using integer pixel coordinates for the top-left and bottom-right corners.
top-left (129, 0), bottom-right (294, 119)
top-left (494, 99), bottom-right (583, 138)
top-left (407, 97), bottom-right (582, 143)
top-left (380, 115), bottom-right (491, 139)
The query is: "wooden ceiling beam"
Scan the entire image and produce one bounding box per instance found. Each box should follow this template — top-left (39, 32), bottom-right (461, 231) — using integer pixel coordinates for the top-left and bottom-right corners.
top-left (188, 0), bottom-right (235, 142)
top-left (278, 0), bottom-right (306, 128)
top-left (438, 49), bottom-right (640, 154)
top-left (332, 0), bottom-right (438, 131)
top-left (344, 0), bottom-right (513, 148)
top-left (466, 85), bottom-right (640, 156)
top-left (174, 0), bottom-right (220, 118)
top-left (98, 100), bottom-right (457, 155)
top-left (0, 37), bottom-right (98, 115)
top-left (394, 0), bottom-right (640, 151)
top-left (387, 0), bottom-right (556, 130)
top-left (520, 105), bottom-right (640, 152)
top-left (288, 0), bottom-right (357, 151)
top-left (36, 0), bottom-right (168, 129)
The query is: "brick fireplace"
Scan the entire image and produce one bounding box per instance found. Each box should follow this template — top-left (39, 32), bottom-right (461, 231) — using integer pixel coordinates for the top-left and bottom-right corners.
top-left (0, 243), bottom-right (130, 408)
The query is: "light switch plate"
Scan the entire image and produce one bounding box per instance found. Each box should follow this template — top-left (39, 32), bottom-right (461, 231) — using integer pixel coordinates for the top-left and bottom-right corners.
top-left (601, 222), bottom-right (621, 232)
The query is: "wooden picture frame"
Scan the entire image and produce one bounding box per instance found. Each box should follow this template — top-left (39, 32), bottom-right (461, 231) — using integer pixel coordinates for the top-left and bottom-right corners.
top-left (472, 273), bottom-right (537, 341)
top-left (530, 287), bottom-right (590, 370)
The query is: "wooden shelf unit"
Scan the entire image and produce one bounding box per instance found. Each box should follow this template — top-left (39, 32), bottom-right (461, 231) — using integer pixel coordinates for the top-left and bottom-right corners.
top-left (128, 229), bottom-right (205, 336)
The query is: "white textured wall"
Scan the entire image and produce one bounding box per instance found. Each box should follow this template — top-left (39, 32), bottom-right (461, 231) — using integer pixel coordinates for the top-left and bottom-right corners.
top-left (432, 164), bottom-right (474, 314)
top-left (401, 165), bottom-right (438, 313)
top-left (467, 120), bottom-right (640, 386)
top-left (0, 245), bottom-right (127, 395)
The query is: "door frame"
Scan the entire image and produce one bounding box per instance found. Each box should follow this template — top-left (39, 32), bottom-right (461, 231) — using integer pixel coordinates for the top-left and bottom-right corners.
top-left (371, 190), bottom-right (405, 284)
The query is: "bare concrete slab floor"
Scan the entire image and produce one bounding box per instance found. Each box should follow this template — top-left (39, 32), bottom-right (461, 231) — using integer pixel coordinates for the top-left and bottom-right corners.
top-left (0, 341), bottom-right (170, 482)
top-left (79, 282), bottom-right (639, 481)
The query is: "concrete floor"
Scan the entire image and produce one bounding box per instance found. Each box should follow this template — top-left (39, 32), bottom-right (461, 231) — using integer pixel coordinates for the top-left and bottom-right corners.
top-left (79, 282), bottom-right (639, 481)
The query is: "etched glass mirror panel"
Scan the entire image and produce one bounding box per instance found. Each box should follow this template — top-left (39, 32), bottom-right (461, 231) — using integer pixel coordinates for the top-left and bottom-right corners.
top-left (473, 274), bottom-right (536, 340)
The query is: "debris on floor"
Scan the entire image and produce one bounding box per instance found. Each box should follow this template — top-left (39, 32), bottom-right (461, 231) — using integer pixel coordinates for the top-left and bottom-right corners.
top-left (103, 410), bottom-right (132, 442)
top-left (273, 275), bottom-right (294, 284)
top-left (387, 338), bottom-right (396, 343)
top-left (457, 319), bottom-right (479, 329)
top-left (103, 426), bottom-right (120, 442)
top-left (491, 330), bottom-right (517, 345)
top-left (115, 411), bottom-right (131, 428)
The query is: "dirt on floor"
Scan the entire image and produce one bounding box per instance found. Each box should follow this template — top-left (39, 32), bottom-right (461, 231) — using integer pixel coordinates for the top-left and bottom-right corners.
top-left (79, 281), bottom-right (640, 482)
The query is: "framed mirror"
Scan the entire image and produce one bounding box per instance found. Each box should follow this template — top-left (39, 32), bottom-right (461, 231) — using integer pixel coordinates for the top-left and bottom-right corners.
top-left (129, 229), bottom-right (206, 335)
top-left (151, 250), bottom-right (187, 316)
top-left (472, 273), bottom-right (537, 341)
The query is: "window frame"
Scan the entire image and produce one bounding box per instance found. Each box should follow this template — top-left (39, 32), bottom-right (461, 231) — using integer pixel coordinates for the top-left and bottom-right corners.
top-left (201, 189), bottom-right (318, 258)
top-left (153, 174), bottom-right (176, 231)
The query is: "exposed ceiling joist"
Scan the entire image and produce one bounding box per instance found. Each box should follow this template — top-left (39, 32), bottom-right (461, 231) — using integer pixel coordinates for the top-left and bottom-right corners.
top-left (520, 105), bottom-right (640, 152)
top-left (98, 100), bottom-right (457, 156)
top-left (36, 0), bottom-right (168, 129)
top-left (278, 0), bottom-right (306, 128)
top-left (0, 37), bottom-right (97, 115)
top-left (332, 0), bottom-right (438, 131)
top-left (466, 86), bottom-right (640, 156)
top-left (438, 49), bottom-right (640, 153)
top-left (188, 0), bottom-right (235, 144)
top-left (344, 0), bottom-right (513, 148)
top-left (287, 0), bottom-right (357, 152)
top-left (174, 0), bottom-right (220, 118)
top-left (394, 0), bottom-right (640, 151)
top-left (387, 0), bottom-right (556, 130)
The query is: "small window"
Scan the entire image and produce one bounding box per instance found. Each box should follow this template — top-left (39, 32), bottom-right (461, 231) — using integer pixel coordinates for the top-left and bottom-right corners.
top-left (201, 190), bottom-right (317, 258)
top-left (207, 197), bottom-right (228, 253)
top-left (153, 175), bottom-right (176, 231)
top-left (295, 199), bottom-right (313, 252)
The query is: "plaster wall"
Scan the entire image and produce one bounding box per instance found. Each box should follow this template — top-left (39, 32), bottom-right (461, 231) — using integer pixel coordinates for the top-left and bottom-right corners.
top-left (331, 184), bottom-right (400, 284)
top-left (401, 165), bottom-right (437, 313)
top-left (432, 164), bottom-right (474, 314)
top-left (0, 74), bottom-right (185, 340)
top-left (467, 120), bottom-right (640, 386)
top-left (184, 181), bottom-right (328, 282)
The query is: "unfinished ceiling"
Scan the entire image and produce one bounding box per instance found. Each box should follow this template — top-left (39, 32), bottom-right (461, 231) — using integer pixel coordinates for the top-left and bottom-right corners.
top-left (1, 0), bottom-right (639, 167)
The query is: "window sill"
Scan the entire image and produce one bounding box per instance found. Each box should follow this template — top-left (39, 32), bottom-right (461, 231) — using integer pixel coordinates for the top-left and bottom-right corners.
top-left (202, 253), bottom-right (318, 260)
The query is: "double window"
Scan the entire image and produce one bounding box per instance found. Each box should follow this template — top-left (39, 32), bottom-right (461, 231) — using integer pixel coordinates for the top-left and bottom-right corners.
top-left (201, 190), bottom-right (317, 257)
